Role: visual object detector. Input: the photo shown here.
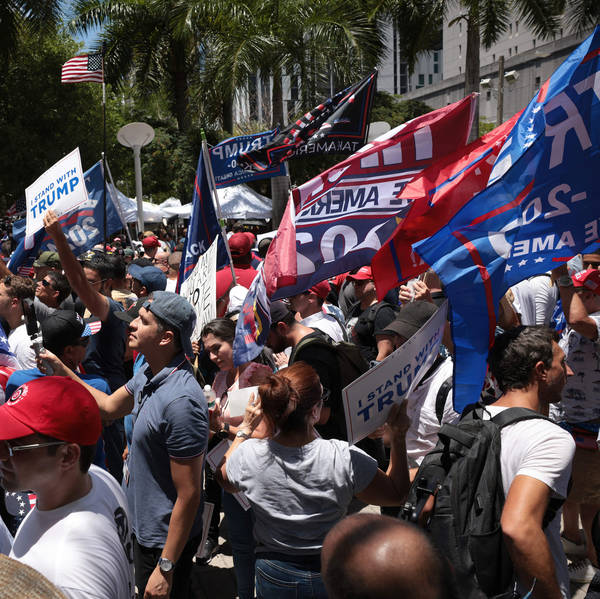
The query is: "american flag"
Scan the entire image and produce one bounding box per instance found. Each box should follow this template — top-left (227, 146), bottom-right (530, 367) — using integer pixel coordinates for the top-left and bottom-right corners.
top-left (5, 491), bottom-right (36, 517)
top-left (61, 53), bottom-right (103, 84)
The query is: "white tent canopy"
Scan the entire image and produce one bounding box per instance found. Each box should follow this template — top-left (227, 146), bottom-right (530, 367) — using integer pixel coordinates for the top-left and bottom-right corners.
top-left (114, 189), bottom-right (168, 223)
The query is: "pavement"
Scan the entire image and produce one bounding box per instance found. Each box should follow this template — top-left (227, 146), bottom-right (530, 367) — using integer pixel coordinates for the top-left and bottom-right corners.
top-left (189, 508), bottom-right (592, 599)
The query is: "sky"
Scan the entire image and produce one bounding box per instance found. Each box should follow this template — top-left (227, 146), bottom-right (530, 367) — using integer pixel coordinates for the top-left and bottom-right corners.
top-left (62, 1), bottom-right (100, 51)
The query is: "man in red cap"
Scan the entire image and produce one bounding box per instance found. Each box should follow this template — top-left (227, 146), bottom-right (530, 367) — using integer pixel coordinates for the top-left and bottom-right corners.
top-left (289, 280), bottom-right (345, 342)
top-left (346, 266), bottom-right (397, 366)
top-left (217, 232), bottom-right (257, 289)
top-left (142, 235), bottom-right (160, 261)
top-left (0, 377), bottom-right (134, 599)
top-left (553, 264), bottom-right (600, 583)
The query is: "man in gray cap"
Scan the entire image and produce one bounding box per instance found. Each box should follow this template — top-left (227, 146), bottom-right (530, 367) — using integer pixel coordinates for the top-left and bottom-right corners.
top-left (128, 264), bottom-right (167, 298)
top-left (40, 291), bottom-right (208, 599)
top-left (381, 301), bottom-right (458, 477)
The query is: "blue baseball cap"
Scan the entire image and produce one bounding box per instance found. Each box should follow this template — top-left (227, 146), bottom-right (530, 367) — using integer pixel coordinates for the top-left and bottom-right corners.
top-left (128, 264), bottom-right (167, 293)
top-left (144, 291), bottom-right (196, 358)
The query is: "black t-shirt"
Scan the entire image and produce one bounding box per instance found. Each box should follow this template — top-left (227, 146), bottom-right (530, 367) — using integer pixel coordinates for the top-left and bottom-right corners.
top-left (349, 302), bottom-right (397, 363)
top-left (82, 297), bottom-right (127, 392)
top-left (289, 331), bottom-right (347, 441)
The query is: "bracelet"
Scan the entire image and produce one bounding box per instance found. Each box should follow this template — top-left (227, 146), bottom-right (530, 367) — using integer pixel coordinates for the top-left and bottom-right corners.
top-left (558, 275), bottom-right (574, 288)
top-left (235, 430), bottom-right (251, 440)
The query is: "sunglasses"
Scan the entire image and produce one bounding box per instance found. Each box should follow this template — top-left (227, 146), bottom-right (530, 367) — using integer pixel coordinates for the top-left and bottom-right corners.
top-left (38, 279), bottom-right (54, 289)
top-left (0, 440), bottom-right (65, 460)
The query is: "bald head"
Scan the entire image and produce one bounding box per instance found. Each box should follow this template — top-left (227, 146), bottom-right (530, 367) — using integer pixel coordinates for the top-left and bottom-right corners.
top-left (321, 514), bottom-right (454, 599)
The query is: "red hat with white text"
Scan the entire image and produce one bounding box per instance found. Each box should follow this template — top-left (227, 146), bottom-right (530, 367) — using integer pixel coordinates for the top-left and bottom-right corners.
top-left (0, 377), bottom-right (101, 445)
top-left (572, 268), bottom-right (600, 295)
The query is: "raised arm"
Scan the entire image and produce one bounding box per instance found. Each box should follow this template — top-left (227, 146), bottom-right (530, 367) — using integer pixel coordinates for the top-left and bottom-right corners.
top-left (43, 209), bottom-right (110, 320)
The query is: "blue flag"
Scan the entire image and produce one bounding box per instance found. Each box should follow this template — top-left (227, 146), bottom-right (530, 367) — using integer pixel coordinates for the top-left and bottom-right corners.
top-left (9, 161), bottom-right (125, 274)
top-left (210, 129), bottom-right (286, 189)
top-left (233, 264), bottom-right (270, 366)
top-left (415, 26), bottom-right (600, 413)
top-left (177, 149), bottom-right (227, 293)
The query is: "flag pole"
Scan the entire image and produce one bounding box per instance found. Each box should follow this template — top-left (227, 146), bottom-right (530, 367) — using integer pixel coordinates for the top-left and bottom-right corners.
top-left (201, 131), bottom-right (236, 285)
top-left (101, 42), bottom-right (107, 251)
top-left (105, 159), bottom-right (135, 248)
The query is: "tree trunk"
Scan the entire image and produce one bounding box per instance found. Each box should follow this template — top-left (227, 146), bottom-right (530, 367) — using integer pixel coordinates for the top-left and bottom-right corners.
top-left (270, 66), bottom-right (289, 228)
top-left (465, 10), bottom-right (480, 140)
top-left (222, 95), bottom-right (233, 135)
top-left (170, 40), bottom-right (189, 132)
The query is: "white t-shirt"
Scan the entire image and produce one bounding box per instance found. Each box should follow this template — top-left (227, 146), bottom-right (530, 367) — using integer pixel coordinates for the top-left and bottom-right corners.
top-left (8, 324), bottom-right (37, 369)
top-left (165, 278), bottom-right (177, 293)
top-left (10, 466), bottom-right (134, 599)
top-left (510, 275), bottom-right (558, 326)
top-left (301, 311), bottom-right (345, 343)
top-left (485, 406), bottom-right (575, 599)
top-left (405, 357), bottom-right (459, 467)
top-left (0, 518), bottom-right (12, 555)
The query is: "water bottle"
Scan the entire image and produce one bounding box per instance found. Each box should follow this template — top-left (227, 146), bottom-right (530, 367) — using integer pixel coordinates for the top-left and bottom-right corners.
top-left (203, 385), bottom-right (216, 409)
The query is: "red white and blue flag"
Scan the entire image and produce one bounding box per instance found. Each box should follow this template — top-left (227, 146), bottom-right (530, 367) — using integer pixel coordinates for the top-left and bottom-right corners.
top-left (415, 26), bottom-right (600, 413)
top-left (372, 110), bottom-right (522, 298)
top-left (237, 71), bottom-right (378, 172)
top-left (266, 94), bottom-right (477, 299)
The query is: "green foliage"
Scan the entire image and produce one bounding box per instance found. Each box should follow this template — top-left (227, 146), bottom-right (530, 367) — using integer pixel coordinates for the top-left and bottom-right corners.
top-left (479, 118), bottom-right (496, 136)
top-left (370, 92), bottom-right (433, 128)
top-left (0, 29), bottom-right (108, 210)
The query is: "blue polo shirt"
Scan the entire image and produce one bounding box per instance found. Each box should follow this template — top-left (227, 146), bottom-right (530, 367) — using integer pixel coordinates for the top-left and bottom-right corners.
top-left (124, 354), bottom-right (208, 548)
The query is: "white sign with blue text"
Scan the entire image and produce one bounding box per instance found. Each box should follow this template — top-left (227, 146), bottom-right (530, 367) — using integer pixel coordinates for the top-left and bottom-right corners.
top-left (25, 148), bottom-right (88, 238)
top-left (343, 302), bottom-right (448, 445)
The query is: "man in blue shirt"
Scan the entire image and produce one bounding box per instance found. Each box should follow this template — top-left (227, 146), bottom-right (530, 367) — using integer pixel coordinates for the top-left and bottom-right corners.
top-left (40, 291), bottom-right (208, 599)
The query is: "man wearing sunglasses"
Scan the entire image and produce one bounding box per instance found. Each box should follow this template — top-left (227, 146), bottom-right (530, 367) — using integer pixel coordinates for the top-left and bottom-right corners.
top-left (0, 377), bottom-right (134, 599)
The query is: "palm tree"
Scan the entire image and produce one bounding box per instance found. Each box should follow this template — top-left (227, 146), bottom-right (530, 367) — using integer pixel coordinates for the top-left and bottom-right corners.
top-left (0, 0), bottom-right (63, 61)
top-left (380, 0), bottom-right (563, 137)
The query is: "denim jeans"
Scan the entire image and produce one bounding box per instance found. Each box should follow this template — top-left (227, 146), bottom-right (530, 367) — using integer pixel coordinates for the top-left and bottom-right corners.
top-left (222, 490), bottom-right (256, 599)
top-left (255, 557), bottom-right (327, 599)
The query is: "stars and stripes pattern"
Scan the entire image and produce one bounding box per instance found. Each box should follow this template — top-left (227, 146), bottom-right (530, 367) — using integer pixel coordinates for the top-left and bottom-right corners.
top-left (61, 54), bottom-right (103, 84)
top-left (5, 491), bottom-right (36, 517)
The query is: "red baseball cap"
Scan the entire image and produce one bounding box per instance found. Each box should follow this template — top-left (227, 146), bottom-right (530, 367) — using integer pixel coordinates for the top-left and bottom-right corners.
top-left (142, 235), bottom-right (160, 248)
top-left (0, 377), bottom-right (102, 445)
top-left (309, 280), bottom-right (330, 299)
top-left (216, 268), bottom-right (234, 299)
top-left (572, 268), bottom-right (600, 295)
top-left (244, 232), bottom-right (257, 245)
top-left (347, 266), bottom-right (373, 281)
top-left (229, 233), bottom-right (252, 258)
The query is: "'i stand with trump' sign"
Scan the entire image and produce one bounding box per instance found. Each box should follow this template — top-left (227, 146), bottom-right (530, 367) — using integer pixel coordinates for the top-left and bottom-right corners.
top-left (25, 148), bottom-right (88, 238)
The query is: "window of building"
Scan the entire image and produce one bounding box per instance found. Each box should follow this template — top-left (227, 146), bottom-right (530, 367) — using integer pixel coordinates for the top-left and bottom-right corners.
top-left (533, 39), bottom-right (536, 48)
top-left (515, 46), bottom-right (518, 54)
top-left (509, 23), bottom-right (512, 34)
top-left (433, 51), bottom-right (439, 74)
top-left (560, 28), bottom-right (563, 37)
top-left (428, 74), bottom-right (433, 84)
top-left (492, 53), bottom-right (496, 62)
top-left (418, 73), bottom-right (425, 88)
top-left (290, 75), bottom-right (299, 101)
top-left (535, 76), bottom-right (541, 89)
top-left (459, 44), bottom-right (462, 56)
top-left (509, 47), bottom-right (512, 57)
top-left (459, 22), bottom-right (462, 33)
top-left (459, 66), bottom-right (462, 74)
top-left (515, 20), bottom-right (519, 33)
top-left (486, 90), bottom-right (491, 101)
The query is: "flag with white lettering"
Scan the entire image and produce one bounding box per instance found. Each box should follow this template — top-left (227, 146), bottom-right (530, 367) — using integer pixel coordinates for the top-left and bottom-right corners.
top-left (415, 26), bottom-right (600, 413)
top-left (177, 149), bottom-right (226, 293)
top-left (238, 71), bottom-right (378, 172)
top-left (265, 94), bottom-right (477, 299)
top-left (372, 110), bottom-right (522, 299)
top-left (9, 161), bottom-right (125, 273)
top-left (210, 129), bottom-right (286, 188)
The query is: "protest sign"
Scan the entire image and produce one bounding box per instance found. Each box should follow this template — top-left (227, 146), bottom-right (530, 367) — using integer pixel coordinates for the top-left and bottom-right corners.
top-left (343, 302), bottom-right (447, 444)
top-left (25, 148), bottom-right (88, 238)
top-left (180, 237), bottom-right (217, 340)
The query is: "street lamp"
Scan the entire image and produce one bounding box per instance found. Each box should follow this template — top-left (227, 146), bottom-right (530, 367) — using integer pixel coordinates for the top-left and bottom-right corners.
top-left (117, 122), bottom-right (155, 236)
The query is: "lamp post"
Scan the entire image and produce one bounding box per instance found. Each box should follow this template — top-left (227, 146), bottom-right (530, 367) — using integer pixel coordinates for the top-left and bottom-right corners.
top-left (117, 122), bottom-right (155, 236)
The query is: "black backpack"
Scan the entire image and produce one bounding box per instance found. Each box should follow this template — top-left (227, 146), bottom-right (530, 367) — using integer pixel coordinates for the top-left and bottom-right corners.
top-left (292, 334), bottom-right (369, 390)
top-left (401, 406), bottom-right (562, 599)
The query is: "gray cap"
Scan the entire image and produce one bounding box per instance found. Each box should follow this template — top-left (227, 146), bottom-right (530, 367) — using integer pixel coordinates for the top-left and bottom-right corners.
top-left (382, 302), bottom-right (438, 341)
top-left (128, 264), bottom-right (167, 293)
top-left (144, 291), bottom-right (196, 358)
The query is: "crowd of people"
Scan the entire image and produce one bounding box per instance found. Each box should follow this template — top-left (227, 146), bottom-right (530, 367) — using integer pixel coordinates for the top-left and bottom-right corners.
top-left (0, 208), bottom-right (597, 599)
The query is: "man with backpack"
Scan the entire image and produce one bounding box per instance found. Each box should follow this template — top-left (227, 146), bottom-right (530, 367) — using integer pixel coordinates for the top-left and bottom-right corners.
top-left (486, 326), bottom-right (575, 598)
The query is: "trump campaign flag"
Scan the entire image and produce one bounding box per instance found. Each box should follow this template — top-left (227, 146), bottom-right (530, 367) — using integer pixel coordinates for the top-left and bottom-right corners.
top-left (238, 71), bottom-right (378, 172)
top-left (9, 161), bottom-right (125, 274)
top-left (265, 94), bottom-right (477, 299)
top-left (210, 129), bottom-right (286, 188)
top-left (177, 149), bottom-right (226, 293)
top-left (372, 110), bottom-right (522, 298)
top-left (415, 26), bottom-right (600, 413)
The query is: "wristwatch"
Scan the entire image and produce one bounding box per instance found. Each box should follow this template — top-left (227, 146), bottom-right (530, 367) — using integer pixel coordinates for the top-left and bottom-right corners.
top-left (158, 557), bottom-right (174, 573)
top-left (558, 275), bottom-right (574, 287)
top-left (236, 430), bottom-right (251, 440)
